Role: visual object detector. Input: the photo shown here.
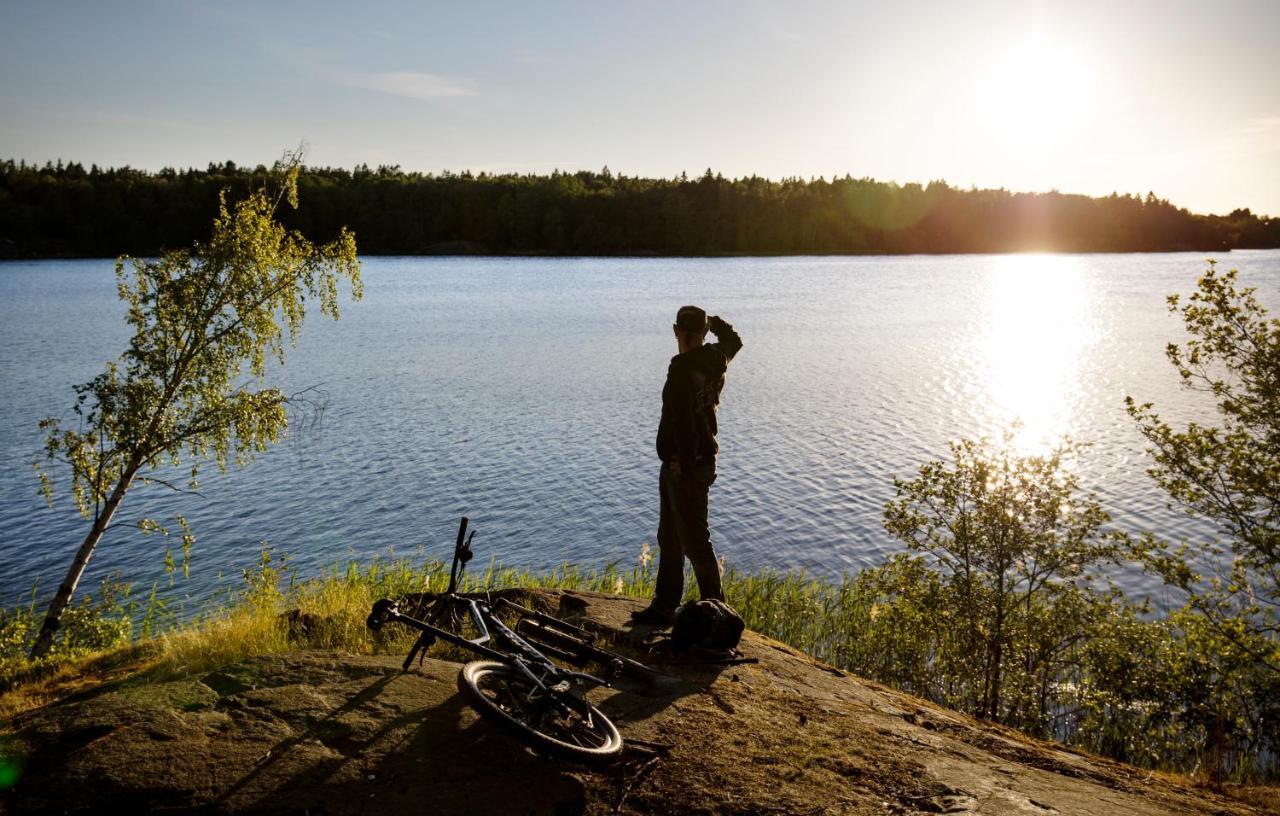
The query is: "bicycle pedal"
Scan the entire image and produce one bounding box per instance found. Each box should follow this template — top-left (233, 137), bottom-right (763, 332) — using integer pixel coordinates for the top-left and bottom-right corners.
top-left (605, 658), bottom-right (624, 682)
top-left (401, 632), bottom-right (437, 671)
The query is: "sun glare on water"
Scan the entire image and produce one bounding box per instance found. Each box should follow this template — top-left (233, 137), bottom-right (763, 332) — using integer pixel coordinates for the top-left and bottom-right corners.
top-left (976, 255), bottom-right (1095, 455)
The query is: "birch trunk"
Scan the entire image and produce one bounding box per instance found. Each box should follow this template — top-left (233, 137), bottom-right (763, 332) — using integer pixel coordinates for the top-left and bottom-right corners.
top-left (29, 467), bottom-right (137, 660)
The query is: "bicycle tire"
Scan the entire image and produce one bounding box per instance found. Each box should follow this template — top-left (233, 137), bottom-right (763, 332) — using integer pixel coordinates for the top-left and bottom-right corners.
top-left (456, 661), bottom-right (623, 765)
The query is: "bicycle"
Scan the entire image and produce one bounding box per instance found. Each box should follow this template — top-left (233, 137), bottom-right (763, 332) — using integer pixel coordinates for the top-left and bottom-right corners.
top-left (366, 517), bottom-right (647, 765)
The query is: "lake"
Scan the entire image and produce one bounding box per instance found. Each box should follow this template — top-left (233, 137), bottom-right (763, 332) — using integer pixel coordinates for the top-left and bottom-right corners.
top-left (2, 252), bottom-right (1278, 612)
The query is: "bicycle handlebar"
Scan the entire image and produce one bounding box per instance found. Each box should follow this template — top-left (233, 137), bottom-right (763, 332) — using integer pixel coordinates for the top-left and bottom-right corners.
top-left (448, 516), bottom-right (473, 594)
top-left (366, 598), bottom-right (397, 631)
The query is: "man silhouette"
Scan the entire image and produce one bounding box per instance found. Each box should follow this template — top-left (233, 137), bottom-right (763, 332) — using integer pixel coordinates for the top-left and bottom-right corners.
top-left (632, 306), bottom-right (743, 625)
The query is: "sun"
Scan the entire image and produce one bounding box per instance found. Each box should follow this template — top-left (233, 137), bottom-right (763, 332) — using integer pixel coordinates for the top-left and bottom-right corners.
top-left (978, 34), bottom-right (1097, 159)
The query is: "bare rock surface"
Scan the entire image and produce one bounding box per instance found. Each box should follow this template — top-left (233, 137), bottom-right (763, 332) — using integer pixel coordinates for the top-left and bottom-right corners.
top-left (1, 589), bottom-right (1266, 815)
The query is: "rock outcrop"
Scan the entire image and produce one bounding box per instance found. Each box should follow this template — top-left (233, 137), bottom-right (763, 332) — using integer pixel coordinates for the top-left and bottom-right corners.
top-left (1, 590), bottom-right (1266, 815)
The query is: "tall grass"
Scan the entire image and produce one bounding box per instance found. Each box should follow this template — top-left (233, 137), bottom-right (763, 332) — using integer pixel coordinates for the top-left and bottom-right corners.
top-left (134, 548), bottom-right (663, 680)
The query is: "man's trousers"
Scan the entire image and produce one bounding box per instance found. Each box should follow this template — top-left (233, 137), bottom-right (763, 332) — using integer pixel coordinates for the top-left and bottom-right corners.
top-left (653, 461), bottom-right (725, 613)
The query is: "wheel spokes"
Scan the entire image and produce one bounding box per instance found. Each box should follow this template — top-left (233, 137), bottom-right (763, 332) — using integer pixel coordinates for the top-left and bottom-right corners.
top-left (476, 666), bottom-right (613, 752)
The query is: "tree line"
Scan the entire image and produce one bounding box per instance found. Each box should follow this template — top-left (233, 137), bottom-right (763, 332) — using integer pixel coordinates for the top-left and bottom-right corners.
top-left (2, 159), bottom-right (1278, 258)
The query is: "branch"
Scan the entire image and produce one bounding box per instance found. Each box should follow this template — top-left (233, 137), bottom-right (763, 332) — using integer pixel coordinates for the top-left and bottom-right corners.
top-left (285, 383), bottom-right (331, 441)
top-left (138, 475), bottom-right (206, 498)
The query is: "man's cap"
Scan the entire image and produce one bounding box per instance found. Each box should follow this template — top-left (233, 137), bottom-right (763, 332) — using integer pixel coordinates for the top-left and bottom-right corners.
top-left (675, 305), bottom-right (708, 332)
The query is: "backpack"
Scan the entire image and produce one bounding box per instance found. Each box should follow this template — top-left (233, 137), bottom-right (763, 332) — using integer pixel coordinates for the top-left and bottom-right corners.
top-left (670, 599), bottom-right (745, 652)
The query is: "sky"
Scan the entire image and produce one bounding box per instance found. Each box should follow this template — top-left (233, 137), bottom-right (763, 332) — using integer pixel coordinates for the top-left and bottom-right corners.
top-left (2, 0), bottom-right (1278, 215)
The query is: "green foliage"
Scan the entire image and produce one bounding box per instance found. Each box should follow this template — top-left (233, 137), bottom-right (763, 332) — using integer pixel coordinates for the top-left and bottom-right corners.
top-left (28, 150), bottom-right (361, 659)
top-left (726, 555), bottom-right (949, 697)
top-left (1, 575), bottom-right (135, 687)
top-left (36, 155), bottom-right (362, 516)
top-left (883, 432), bottom-right (1119, 722)
top-left (836, 556), bottom-right (1280, 781)
top-left (1126, 263), bottom-right (1280, 674)
top-left (3, 159), bottom-right (1277, 257)
top-left (1075, 605), bottom-right (1280, 780)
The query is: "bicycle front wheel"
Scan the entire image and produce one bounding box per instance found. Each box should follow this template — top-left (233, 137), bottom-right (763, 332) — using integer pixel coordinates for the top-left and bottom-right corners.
top-left (457, 661), bottom-right (623, 765)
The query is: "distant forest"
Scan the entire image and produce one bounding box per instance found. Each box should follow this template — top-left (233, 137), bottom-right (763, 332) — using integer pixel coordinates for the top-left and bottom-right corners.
top-left (2, 159), bottom-right (1278, 258)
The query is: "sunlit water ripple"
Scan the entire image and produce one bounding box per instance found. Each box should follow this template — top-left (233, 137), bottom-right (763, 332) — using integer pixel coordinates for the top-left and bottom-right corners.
top-left (2, 252), bottom-right (1277, 613)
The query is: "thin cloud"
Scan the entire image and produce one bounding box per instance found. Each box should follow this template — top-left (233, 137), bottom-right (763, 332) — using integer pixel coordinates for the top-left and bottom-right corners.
top-left (346, 71), bottom-right (477, 101)
top-left (1238, 115), bottom-right (1280, 136)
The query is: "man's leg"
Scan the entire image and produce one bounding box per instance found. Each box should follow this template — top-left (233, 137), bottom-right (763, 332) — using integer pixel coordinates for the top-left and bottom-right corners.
top-left (650, 464), bottom-right (685, 614)
top-left (671, 463), bottom-right (724, 602)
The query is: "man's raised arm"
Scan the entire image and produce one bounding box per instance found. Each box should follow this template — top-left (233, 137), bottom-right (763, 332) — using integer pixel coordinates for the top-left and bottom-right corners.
top-left (708, 315), bottom-right (743, 362)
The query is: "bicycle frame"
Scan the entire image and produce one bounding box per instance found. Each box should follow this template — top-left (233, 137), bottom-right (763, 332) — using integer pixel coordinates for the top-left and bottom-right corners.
top-left (367, 517), bottom-right (611, 710)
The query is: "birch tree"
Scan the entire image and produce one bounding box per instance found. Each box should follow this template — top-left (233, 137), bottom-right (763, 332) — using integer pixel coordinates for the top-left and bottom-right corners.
top-left (1126, 262), bottom-right (1279, 674)
top-left (31, 153), bottom-right (361, 659)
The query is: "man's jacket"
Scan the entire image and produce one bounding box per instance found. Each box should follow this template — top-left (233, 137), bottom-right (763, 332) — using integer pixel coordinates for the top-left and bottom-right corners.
top-left (656, 316), bottom-right (743, 470)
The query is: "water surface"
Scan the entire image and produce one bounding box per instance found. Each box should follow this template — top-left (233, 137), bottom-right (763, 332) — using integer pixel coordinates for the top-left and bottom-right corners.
top-left (2, 252), bottom-right (1277, 610)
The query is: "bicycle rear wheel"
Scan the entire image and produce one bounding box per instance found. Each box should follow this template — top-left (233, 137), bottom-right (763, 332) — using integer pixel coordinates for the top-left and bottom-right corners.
top-left (457, 661), bottom-right (622, 765)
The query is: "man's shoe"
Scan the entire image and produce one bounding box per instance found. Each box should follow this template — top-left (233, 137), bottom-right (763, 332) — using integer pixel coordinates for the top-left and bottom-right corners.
top-left (629, 606), bottom-right (675, 626)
